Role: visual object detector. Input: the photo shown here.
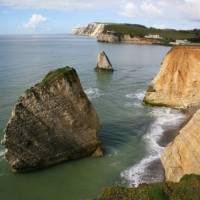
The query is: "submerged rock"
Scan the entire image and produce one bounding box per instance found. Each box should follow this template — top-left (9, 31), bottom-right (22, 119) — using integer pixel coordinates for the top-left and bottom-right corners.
top-left (144, 46), bottom-right (200, 108)
top-left (161, 109), bottom-right (200, 182)
top-left (1, 67), bottom-right (101, 172)
top-left (96, 51), bottom-right (113, 71)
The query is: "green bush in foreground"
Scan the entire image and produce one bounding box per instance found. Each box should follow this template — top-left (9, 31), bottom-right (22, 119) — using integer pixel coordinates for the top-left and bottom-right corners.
top-left (94, 175), bottom-right (200, 200)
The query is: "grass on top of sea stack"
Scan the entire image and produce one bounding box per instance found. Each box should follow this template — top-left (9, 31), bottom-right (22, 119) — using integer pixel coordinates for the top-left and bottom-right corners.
top-left (42, 66), bottom-right (75, 86)
top-left (94, 174), bottom-right (200, 200)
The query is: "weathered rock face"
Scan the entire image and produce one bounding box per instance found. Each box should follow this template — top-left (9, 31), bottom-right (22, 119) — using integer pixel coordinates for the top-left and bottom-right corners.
top-left (161, 109), bottom-right (200, 182)
top-left (1, 67), bottom-right (101, 172)
top-left (144, 46), bottom-right (200, 108)
top-left (96, 51), bottom-right (113, 71)
top-left (97, 33), bottom-right (120, 43)
top-left (97, 33), bottom-right (160, 45)
top-left (73, 23), bottom-right (106, 37)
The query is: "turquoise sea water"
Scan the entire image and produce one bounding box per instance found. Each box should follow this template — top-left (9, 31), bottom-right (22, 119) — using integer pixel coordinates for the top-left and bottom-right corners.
top-left (0, 35), bottom-right (186, 200)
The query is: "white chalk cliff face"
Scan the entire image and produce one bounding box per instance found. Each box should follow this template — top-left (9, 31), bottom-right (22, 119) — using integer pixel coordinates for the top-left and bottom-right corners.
top-left (73, 23), bottom-right (106, 37)
top-left (144, 46), bottom-right (200, 108)
top-left (144, 45), bottom-right (200, 183)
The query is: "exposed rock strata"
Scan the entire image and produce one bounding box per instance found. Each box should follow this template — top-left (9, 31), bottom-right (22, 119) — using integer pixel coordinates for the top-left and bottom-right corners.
top-left (73, 22), bottom-right (106, 37)
top-left (144, 46), bottom-right (200, 108)
top-left (73, 23), bottom-right (162, 45)
top-left (97, 33), bottom-right (160, 45)
top-left (96, 51), bottom-right (113, 71)
top-left (1, 67), bottom-right (101, 172)
top-left (161, 109), bottom-right (200, 182)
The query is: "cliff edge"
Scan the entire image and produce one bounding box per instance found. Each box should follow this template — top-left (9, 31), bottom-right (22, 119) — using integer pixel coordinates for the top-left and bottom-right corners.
top-left (144, 46), bottom-right (200, 108)
top-left (161, 109), bottom-right (200, 182)
top-left (1, 67), bottom-right (101, 172)
top-left (144, 45), bottom-right (200, 183)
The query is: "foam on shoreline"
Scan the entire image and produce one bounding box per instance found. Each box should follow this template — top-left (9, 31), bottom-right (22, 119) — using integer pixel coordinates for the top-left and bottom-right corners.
top-left (121, 107), bottom-right (186, 187)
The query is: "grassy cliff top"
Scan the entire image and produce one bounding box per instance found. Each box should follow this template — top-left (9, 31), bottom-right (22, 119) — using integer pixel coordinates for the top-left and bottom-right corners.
top-left (94, 174), bottom-right (200, 200)
top-left (103, 23), bottom-right (200, 41)
top-left (41, 66), bottom-right (75, 86)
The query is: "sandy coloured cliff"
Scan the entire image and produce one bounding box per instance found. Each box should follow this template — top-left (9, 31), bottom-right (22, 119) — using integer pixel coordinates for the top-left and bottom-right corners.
top-left (161, 109), bottom-right (200, 182)
top-left (144, 46), bottom-right (200, 108)
top-left (144, 45), bottom-right (200, 183)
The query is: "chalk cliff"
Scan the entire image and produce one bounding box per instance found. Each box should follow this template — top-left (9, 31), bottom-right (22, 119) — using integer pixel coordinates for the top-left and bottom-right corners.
top-left (1, 67), bottom-right (101, 172)
top-left (73, 23), bottom-right (106, 37)
top-left (144, 46), bottom-right (200, 108)
top-left (161, 109), bottom-right (200, 182)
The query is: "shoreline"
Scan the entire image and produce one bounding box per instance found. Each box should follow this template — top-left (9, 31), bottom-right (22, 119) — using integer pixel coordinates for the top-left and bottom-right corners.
top-left (146, 106), bottom-right (198, 185)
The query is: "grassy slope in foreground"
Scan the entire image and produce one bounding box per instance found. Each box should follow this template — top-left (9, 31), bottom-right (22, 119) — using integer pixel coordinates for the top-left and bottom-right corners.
top-left (94, 174), bottom-right (200, 200)
top-left (103, 24), bottom-right (200, 43)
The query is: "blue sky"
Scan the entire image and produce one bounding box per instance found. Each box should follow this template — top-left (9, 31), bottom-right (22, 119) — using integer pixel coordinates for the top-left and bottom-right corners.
top-left (0, 0), bottom-right (200, 34)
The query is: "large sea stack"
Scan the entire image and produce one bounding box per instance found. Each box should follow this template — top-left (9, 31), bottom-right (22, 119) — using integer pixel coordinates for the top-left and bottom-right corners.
top-left (144, 46), bottom-right (200, 108)
top-left (1, 67), bottom-right (101, 172)
top-left (96, 51), bottom-right (113, 71)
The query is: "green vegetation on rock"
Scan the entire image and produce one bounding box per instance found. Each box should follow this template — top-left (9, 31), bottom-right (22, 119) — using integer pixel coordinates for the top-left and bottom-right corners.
top-left (42, 66), bottom-right (75, 86)
top-left (94, 174), bottom-right (200, 200)
top-left (103, 24), bottom-right (200, 42)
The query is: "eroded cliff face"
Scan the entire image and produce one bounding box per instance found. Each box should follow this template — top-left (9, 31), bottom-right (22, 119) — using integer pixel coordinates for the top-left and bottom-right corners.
top-left (97, 33), bottom-right (160, 45)
top-left (144, 46), bottom-right (200, 108)
top-left (73, 23), bottom-right (106, 37)
top-left (161, 109), bottom-right (200, 182)
top-left (1, 67), bottom-right (101, 172)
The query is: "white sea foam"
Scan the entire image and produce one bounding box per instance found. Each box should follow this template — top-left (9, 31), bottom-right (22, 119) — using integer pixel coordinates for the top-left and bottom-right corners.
top-left (0, 149), bottom-right (5, 161)
top-left (121, 107), bottom-right (186, 187)
top-left (125, 90), bottom-right (146, 101)
top-left (85, 88), bottom-right (103, 99)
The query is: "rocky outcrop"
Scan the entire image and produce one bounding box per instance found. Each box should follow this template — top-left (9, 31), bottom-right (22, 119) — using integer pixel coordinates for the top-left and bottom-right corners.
top-left (97, 33), bottom-right (160, 45)
top-left (97, 33), bottom-right (120, 43)
top-left (144, 46), bottom-right (200, 108)
top-left (161, 109), bottom-right (200, 182)
top-left (1, 67), bottom-right (101, 172)
top-left (96, 51), bottom-right (113, 71)
top-left (73, 22), bottom-right (106, 37)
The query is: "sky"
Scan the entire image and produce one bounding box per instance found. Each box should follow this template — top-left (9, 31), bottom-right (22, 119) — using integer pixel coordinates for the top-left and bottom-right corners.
top-left (0, 0), bottom-right (200, 34)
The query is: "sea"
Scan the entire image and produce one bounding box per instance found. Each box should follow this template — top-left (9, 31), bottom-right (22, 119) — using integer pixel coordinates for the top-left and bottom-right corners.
top-left (0, 34), bottom-right (186, 200)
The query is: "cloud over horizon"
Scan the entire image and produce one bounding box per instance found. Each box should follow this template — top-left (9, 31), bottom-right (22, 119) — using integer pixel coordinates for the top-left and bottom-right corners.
top-left (24, 14), bottom-right (47, 29)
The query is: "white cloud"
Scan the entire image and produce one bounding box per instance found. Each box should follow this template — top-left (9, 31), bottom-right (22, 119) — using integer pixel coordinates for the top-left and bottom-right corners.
top-left (141, 2), bottom-right (161, 17)
top-left (119, 1), bottom-right (138, 17)
top-left (1, 0), bottom-right (200, 22)
top-left (24, 14), bottom-right (47, 29)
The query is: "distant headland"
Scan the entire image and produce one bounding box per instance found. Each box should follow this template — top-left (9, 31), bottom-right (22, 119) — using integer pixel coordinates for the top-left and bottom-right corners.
top-left (73, 22), bottom-right (200, 46)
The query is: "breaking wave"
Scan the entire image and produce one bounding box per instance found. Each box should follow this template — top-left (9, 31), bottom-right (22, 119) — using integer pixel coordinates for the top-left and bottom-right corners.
top-left (125, 90), bottom-right (146, 101)
top-left (85, 88), bottom-right (103, 99)
top-left (121, 107), bottom-right (186, 187)
top-left (0, 149), bottom-right (5, 161)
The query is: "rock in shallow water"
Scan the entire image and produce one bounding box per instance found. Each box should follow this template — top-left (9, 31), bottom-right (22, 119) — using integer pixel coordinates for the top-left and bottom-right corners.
top-left (96, 51), bottom-right (113, 71)
top-left (1, 67), bottom-right (102, 172)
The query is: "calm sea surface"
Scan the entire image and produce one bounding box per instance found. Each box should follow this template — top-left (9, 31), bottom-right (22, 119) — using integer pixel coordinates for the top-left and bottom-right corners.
top-left (0, 35), bottom-right (185, 200)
